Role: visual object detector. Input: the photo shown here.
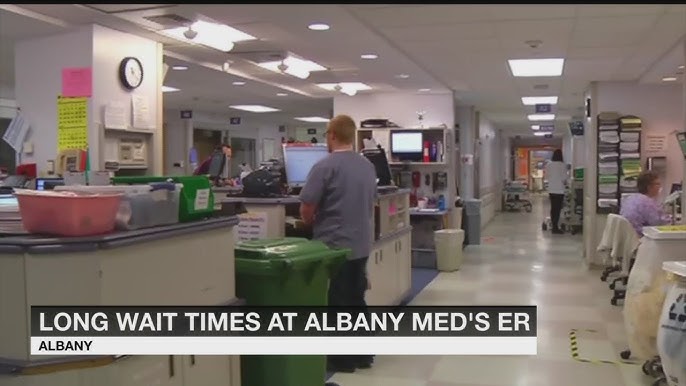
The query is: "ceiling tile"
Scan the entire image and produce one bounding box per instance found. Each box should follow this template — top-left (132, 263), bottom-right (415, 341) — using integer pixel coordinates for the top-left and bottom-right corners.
top-left (488, 5), bottom-right (576, 20)
top-left (572, 15), bottom-right (662, 48)
top-left (575, 4), bottom-right (667, 18)
top-left (348, 5), bottom-right (495, 28)
top-left (380, 23), bottom-right (497, 42)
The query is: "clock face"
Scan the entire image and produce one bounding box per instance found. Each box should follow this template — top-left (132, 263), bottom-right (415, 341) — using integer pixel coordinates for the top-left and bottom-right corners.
top-left (119, 57), bottom-right (143, 90)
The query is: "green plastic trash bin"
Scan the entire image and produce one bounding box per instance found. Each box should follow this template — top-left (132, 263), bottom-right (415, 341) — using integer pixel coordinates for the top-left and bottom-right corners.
top-left (234, 238), bottom-right (350, 386)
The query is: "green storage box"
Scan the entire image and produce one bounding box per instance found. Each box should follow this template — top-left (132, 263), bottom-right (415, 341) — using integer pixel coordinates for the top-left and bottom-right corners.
top-left (234, 238), bottom-right (349, 386)
top-left (573, 168), bottom-right (584, 181)
top-left (111, 176), bottom-right (214, 222)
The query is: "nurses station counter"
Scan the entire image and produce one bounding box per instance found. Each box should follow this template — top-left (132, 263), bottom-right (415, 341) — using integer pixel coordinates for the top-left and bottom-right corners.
top-left (0, 217), bottom-right (242, 386)
top-left (216, 188), bottom-right (413, 306)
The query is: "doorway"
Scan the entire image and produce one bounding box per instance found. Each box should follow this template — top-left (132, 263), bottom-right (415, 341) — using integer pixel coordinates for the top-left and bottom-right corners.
top-left (193, 128), bottom-right (222, 164)
top-left (230, 137), bottom-right (256, 177)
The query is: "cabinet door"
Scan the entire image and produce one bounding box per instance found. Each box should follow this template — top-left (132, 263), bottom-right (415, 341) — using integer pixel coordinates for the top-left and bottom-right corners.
top-left (396, 233), bottom-right (412, 302)
top-left (380, 240), bottom-right (398, 305)
top-left (365, 248), bottom-right (383, 306)
top-left (181, 355), bottom-right (233, 386)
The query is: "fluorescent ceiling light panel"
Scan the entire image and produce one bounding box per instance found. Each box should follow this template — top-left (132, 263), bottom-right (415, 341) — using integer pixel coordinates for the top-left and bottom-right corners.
top-left (317, 82), bottom-right (372, 96)
top-left (395, 74), bottom-right (410, 79)
top-left (531, 125), bottom-right (540, 130)
top-left (160, 20), bottom-right (256, 52)
top-left (171, 65), bottom-right (188, 70)
top-left (232, 81), bottom-right (246, 86)
top-left (418, 88), bottom-right (431, 92)
top-left (361, 54), bottom-right (378, 59)
top-left (508, 58), bottom-right (564, 77)
top-left (162, 86), bottom-right (180, 92)
top-left (308, 23), bottom-right (330, 31)
top-left (662, 77), bottom-right (677, 82)
top-left (276, 93), bottom-right (288, 96)
top-left (295, 117), bottom-right (330, 123)
top-left (534, 132), bottom-right (550, 137)
top-left (521, 96), bottom-right (558, 105)
top-left (528, 114), bottom-right (555, 121)
top-left (258, 56), bottom-right (327, 79)
top-left (229, 105), bottom-right (280, 113)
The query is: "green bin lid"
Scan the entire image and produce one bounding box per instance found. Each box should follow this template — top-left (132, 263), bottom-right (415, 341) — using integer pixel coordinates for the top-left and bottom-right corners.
top-left (236, 238), bottom-right (341, 260)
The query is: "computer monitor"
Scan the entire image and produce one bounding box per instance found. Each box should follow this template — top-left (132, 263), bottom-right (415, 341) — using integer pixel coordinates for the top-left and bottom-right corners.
top-left (390, 131), bottom-right (423, 161)
top-left (35, 178), bottom-right (64, 191)
top-left (362, 147), bottom-right (393, 186)
top-left (207, 151), bottom-right (226, 180)
top-left (671, 183), bottom-right (682, 194)
top-left (283, 144), bottom-right (329, 188)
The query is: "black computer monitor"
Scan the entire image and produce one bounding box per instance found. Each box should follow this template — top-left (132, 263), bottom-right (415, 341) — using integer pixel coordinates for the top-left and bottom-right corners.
top-left (362, 147), bottom-right (393, 186)
top-left (35, 178), bottom-right (64, 191)
top-left (390, 131), bottom-right (423, 162)
top-left (207, 151), bottom-right (226, 180)
top-left (282, 144), bottom-right (329, 188)
top-left (671, 183), bottom-right (682, 194)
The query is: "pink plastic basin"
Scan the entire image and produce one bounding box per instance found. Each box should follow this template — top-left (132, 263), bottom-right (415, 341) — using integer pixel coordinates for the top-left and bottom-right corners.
top-left (15, 192), bottom-right (122, 237)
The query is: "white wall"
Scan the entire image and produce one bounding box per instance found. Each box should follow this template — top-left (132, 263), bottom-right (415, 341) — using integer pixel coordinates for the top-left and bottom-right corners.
top-left (477, 114), bottom-right (501, 226)
top-left (14, 25), bottom-right (162, 173)
top-left (562, 132), bottom-right (573, 164)
top-left (334, 92), bottom-right (455, 128)
top-left (91, 25), bottom-right (162, 173)
top-left (15, 26), bottom-right (92, 169)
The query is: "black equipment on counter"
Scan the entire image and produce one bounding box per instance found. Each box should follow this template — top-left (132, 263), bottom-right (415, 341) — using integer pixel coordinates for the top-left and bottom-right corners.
top-left (241, 169), bottom-right (283, 198)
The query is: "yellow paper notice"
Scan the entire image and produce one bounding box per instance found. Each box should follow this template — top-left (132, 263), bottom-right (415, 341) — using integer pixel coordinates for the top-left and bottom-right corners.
top-left (57, 96), bottom-right (88, 151)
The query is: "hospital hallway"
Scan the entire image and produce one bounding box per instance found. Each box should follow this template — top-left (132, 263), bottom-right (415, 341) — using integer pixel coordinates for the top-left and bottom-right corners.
top-left (329, 195), bottom-right (648, 386)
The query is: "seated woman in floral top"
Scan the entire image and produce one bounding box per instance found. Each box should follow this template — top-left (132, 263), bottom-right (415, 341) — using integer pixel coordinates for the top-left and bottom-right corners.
top-left (619, 171), bottom-right (671, 236)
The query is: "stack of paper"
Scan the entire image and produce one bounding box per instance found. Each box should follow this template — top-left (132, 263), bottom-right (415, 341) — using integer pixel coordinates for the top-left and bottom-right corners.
top-left (0, 196), bottom-right (24, 234)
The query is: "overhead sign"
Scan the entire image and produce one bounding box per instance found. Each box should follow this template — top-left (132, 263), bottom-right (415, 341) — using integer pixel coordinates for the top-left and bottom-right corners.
top-left (534, 104), bottom-right (552, 114)
top-left (539, 125), bottom-right (554, 132)
top-left (180, 110), bottom-right (192, 119)
top-left (230, 117), bottom-right (241, 125)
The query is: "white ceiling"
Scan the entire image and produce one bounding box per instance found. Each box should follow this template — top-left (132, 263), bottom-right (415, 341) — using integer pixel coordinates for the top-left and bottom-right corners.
top-left (1, 4), bottom-right (685, 135)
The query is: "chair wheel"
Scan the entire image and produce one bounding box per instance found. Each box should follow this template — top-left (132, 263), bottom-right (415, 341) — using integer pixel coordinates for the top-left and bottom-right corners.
top-left (542, 223), bottom-right (547, 231)
top-left (642, 361), bottom-right (651, 375)
top-left (610, 282), bottom-right (616, 290)
top-left (620, 350), bottom-right (631, 360)
top-left (611, 298), bottom-right (618, 306)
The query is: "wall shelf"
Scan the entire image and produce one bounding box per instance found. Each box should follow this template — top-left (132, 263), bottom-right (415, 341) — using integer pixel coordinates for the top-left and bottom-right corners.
top-left (104, 127), bottom-right (154, 135)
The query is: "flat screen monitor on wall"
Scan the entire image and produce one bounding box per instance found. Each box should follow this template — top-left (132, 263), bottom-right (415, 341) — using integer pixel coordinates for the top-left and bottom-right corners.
top-left (283, 144), bottom-right (329, 188)
top-left (390, 131), bottom-right (423, 161)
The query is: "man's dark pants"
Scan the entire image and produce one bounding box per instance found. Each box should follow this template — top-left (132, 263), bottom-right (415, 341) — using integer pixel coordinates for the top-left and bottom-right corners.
top-left (327, 256), bottom-right (373, 371)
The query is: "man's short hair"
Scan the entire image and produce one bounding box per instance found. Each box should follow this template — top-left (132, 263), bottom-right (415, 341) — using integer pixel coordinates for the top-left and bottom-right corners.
top-left (327, 115), bottom-right (356, 145)
top-left (637, 170), bottom-right (659, 194)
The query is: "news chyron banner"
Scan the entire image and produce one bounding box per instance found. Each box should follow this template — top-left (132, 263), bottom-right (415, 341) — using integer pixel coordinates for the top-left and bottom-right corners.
top-left (32, 306), bottom-right (537, 356)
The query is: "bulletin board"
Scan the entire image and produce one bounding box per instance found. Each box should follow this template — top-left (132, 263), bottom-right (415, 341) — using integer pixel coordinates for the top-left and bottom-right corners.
top-left (57, 96), bottom-right (88, 151)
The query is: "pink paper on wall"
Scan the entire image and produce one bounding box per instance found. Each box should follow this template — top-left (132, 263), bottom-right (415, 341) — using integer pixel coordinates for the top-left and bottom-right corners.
top-left (62, 67), bottom-right (92, 97)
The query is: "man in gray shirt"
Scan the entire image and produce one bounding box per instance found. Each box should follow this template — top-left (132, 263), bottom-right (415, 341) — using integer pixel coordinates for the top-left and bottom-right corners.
top-left (300, 114), bottom-right (377, 374)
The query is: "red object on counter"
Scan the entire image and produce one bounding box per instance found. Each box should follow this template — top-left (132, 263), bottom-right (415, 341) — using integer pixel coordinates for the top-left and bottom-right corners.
top-left (16, 163), bottom-right (37, 178)
top-left (14, 192), bottom-right (122, 237)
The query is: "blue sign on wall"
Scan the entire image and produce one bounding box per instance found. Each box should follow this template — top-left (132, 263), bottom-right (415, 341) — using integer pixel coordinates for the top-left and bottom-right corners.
top-left (535, 104), bottom-right (552, 113)
top-left (230, 117), bottom-right (241, 125)
top-left (180, 110), bottom-right (192, 119)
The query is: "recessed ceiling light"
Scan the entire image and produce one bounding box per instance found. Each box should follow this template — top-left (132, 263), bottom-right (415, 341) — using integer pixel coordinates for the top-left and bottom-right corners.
top-left (162, 86), bottom-right (180, 93)
top-left (317, 82), bottom-right (372, 96)
top-left (662, 76), bottom-right (678, 82)
top-left (418, 88), bottom-right (431, 92)
top-left (229, 105), bottom-right (280, 113)
top-left (160, 20), bottom-right (256, 52)
top-left (531, 125), bottom-right (540, 130)
top-left (395, 74), bottom-right (410, 79)
top-left (521, 96), bottom-right (558, 105)
top-left (172, 65), bottom-right (188, 71)
top-left (508, 58), bottom-right (565, 77)
top-left (308, 23), bottom-right (330, 31)
top-left (528, 114), bottom-right (555, 121)
top-left (295, 117), bottom-right (330, 123)
top-left (679, 65), bottom-right (685, 70)
top-left (361, 54), bottom-right (378, 60)
top-left (232, 81), bottom-right (246, 86)
top-left (276, 93), bottom-right (288, 97)
top-left (259, 55), bottom-right (327, 79)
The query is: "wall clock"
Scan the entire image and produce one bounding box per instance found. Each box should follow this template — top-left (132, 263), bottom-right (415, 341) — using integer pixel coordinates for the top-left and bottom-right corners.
top-left (119, 57), bottom-right (144, 90)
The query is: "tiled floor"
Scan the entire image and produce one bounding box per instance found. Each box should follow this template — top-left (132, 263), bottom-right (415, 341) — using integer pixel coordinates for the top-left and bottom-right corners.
top-left (329, 196), bottom-right (654, 386)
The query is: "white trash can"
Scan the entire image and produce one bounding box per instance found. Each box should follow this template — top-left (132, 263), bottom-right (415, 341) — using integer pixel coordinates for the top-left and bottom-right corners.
top-left (434, 229), bottom-right (465, 272)
top-left (657, 261), bottom-right (686, 386)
